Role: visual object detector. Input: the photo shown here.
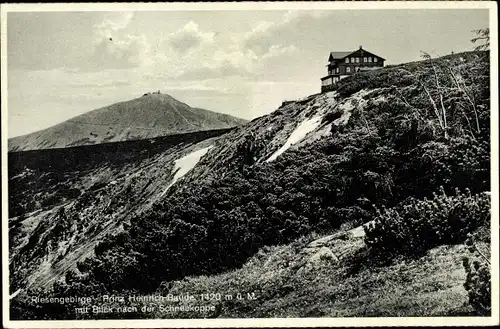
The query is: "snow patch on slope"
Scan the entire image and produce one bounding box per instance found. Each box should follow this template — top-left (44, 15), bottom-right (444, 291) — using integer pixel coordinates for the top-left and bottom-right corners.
top-left (10, 289), bottom-right (21, 299)
top-left (348, 220), bottom-right (375, 238)
top-left (332, 89), bottom-right (372, 127)
top-left (161, 145), bottom-right (213, 196)
top-left (266, 115), bottom-right (323, 163)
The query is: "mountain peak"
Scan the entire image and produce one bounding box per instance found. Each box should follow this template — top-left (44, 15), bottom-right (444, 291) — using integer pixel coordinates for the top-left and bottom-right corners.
top-left (9, 94), bottom-right (247, 151)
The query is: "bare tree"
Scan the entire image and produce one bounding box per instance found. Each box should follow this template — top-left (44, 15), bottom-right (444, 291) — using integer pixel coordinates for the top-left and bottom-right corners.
top-left (397, 49), bottom-right (484, 139)
top-left (471, 28), bottom-right (490, 51)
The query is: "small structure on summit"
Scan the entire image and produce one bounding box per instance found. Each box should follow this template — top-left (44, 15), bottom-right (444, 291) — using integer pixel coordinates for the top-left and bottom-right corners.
top-left (321, 46), bottom-right (385, 93)
top-left (142, 90), bottom-right (161, 97)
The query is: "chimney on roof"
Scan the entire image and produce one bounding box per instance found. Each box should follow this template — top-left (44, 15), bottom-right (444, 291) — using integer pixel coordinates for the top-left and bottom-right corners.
top-left (359, 45), bottom-right (363, 49)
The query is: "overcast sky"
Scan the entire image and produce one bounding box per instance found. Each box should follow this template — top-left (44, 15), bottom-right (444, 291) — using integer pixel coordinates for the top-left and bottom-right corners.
top-left (6, 8), bottom-right (489, 137)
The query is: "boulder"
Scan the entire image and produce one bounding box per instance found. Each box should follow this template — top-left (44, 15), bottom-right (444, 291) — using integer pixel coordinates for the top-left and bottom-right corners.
top-left (296, 246), bottom-right (339, 276)
top-left (310, 246), bottom-right (339, 265)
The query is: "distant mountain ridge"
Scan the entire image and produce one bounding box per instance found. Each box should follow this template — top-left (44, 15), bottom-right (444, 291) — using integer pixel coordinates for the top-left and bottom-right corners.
top-left (8, 93), bottom-right (247, 151)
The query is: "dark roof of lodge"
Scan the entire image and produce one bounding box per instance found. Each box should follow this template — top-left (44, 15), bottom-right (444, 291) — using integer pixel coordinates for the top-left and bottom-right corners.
top-left (329, 51), bottom-right (353, 59)
top-left (329, 49), bottom-right (386, 61)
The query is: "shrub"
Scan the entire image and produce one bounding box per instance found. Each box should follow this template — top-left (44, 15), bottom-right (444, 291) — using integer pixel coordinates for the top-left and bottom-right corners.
top-left (463, 255), bottom-right (491, 315)
top-left (463, 232), bottom-right (491, 315)
top-left (40, 193), bottom-right (59, 208)
top-left (364, 187), bottom-right (490, 258)
top-left (333, 67), bottom-right (415, 98)
top-left (322, 111), bottom-right (342, 124)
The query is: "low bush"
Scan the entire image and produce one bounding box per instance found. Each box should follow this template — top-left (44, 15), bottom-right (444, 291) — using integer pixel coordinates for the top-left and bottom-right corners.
top-left (364, 187), bottom-right (490, 258)
top-left (462, 231), bottom-right (491, 315)
top-left (463, 255), bottom-right (491, 315)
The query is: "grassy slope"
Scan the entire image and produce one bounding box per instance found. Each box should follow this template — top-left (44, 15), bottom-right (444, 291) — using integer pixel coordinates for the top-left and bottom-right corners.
top-left (158, 224), bottom-right (490, 318)
top-left (162, 239), bottom-right (472, 318)
top-left (76, 224), bottom-right (486, 319)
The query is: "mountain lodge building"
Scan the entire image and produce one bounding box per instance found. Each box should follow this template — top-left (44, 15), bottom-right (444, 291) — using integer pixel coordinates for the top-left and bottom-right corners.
top-left (321, 46), bottom-right (385, 93)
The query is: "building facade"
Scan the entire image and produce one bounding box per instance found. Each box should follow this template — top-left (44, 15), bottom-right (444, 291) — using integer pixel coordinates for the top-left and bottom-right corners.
top-left (321, 46), bottom-right (385, 93)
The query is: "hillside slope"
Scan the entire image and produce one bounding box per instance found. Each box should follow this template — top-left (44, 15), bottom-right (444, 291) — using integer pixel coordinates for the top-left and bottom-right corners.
top-left (8, 133), bottom-right (224, 293)
top-left (9, 51), bottom-right (492, 319)
top-left (8, 93), bottom-right (247, 151)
